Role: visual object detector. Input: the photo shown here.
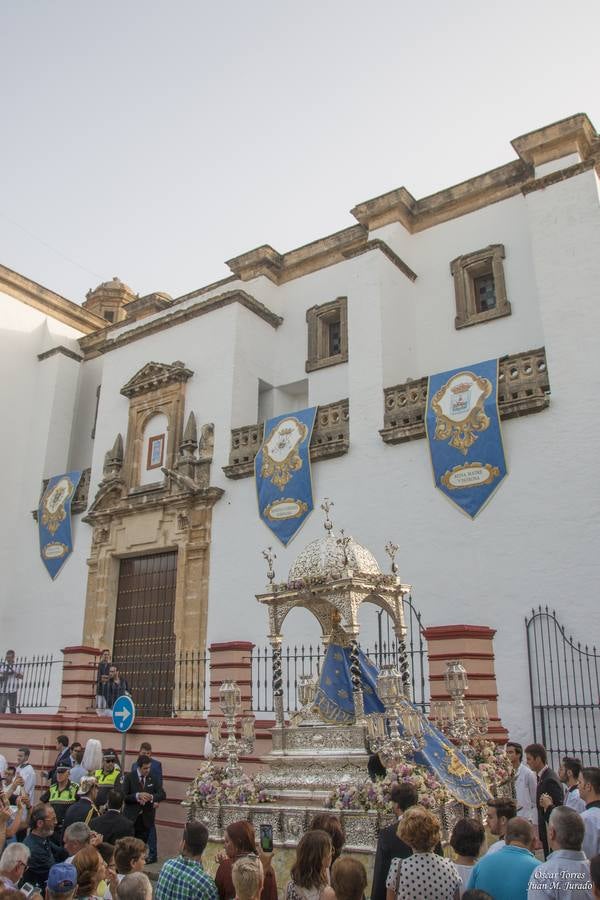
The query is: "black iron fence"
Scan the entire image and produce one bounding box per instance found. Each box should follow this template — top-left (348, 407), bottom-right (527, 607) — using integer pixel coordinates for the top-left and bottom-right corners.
top-left (526, 606), bottom-right (600, 767)
top-left (92, 650), bottom-right (209, 717)
top-left (0, 655), bottom-right (61, 712)
top-left (251, 595), bottom-right (429, 714)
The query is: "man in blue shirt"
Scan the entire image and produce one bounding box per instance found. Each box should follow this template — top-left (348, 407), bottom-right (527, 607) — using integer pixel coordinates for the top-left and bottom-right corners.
top-left (467, 816), bottom-right (538, 900)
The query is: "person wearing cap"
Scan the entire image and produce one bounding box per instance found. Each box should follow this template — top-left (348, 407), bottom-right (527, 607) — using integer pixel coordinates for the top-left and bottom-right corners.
top-left (46, 862), bottom-right (78, 900)
top-left (94, 754), bottom-right (122, 809)
top-left (40, 767), bottom-right (79, 842)
top-left (62, 779), bottom-right (100, 830)
top-left (46, 738), bottom-right (73, 785)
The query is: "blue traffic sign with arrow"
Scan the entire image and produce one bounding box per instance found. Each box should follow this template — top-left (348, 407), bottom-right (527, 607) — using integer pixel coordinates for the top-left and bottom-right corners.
top-left (112, 695), bottom-right (136, 733)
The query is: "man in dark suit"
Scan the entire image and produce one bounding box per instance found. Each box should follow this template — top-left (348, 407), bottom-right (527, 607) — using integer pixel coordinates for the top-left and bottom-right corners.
top-left (525, 742), bottom-right (564, 859)
top-left (131, 742), bottom-right (162, 863)
top-left (121, 754), bottom-right (165, 843)
top-left (89, 789), bottom-right (134, 844)
top-left (46, 736), bottom-right (72, 783)
top-left (371, 782), bottom-right (419, 900)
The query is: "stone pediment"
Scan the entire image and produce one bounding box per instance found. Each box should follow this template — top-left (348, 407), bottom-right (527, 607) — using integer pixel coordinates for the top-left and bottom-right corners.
top-left (120, 360), bottom-right (193, 398)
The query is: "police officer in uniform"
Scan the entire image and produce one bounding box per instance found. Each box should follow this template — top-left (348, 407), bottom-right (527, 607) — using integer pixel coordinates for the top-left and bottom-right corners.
top-left (40, 765), bottom-right (79, 841)
top-left (94, 750), bottom-right (122, 808)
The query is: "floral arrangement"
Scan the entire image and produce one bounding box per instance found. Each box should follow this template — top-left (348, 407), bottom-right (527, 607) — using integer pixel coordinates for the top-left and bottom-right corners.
top-left (326, 762), bottom-right (450, 813)
top-left (183, 761), bottom-right (271, 810)
top-left (470, 739), bottom-right (513, 795)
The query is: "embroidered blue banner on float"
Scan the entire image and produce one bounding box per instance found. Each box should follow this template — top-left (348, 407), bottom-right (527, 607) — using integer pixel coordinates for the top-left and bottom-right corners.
top-left (38, 471), bottom-right (82, 579)
top-left (255, 407), bottom-right (317, 545)
top-left (425, 359), bottom-right (507, 518)
top-left (313, 643), bottom-right (385, 725)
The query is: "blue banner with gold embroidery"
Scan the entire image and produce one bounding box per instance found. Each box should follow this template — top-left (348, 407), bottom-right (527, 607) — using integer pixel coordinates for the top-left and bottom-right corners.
top-left (314, 643), bottom-right (490, 805)
top-left (313, 644), bottom-right (385, 725)
top-left (255, 407), bottom-right (317, 546)
top-left (425, 358), bottom-right (507, 518)
top-left (38, 471), bottom-right (82, 579)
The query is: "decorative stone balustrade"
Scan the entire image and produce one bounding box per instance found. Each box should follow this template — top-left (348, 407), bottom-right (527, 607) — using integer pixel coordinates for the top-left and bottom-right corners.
top-left (32, 467), bottom-right (92, 520)
top-left (380, 347), bottom-right (550, 445)
top-left (223, 399), bottom-right (349, 479)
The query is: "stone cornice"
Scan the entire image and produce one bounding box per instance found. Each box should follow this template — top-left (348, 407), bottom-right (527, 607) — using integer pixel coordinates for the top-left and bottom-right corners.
top-left (0, 264), bottom-right (106, 334)
top-left (120, 360), bottom-right (193, 398)
top-left (226, 228), bottom-right (418, 284)
top-left (511, 113), bottom-right (597, 166)
top-left (352, 113), bottom-right (599, 234)
top-left (37, 345), bottom-right (83, 363)
top-left (79, 289), bottom-right (283, 358)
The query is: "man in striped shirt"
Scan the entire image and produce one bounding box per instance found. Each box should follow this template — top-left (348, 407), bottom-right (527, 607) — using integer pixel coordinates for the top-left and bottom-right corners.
top-left (0, 650), bottom-right (23, 714)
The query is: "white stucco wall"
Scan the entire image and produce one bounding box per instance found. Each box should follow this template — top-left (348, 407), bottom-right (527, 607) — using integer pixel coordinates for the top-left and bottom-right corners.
top-left (0, 294), bottom-right (90, 685)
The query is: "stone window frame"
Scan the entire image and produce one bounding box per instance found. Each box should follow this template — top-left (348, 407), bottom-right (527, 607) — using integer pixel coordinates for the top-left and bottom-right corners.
top-left (306, 296), bottom-right (348, 373)
top-left (450, 244), bottom-right (511, 329)
top-left (123, 385), bottom-right (185, 490)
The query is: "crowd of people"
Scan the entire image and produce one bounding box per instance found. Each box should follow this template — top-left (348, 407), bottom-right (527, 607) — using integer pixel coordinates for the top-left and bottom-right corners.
top-left (1, 722), bottom-right (600, 899)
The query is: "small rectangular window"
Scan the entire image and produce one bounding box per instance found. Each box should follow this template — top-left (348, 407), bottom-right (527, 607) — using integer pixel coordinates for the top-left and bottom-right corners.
top-left (328, 319), bottom-right (341, 356)
top-left (103, 309), bottom-right (115, 323)
top-left (473, 274), bottom-right (496, 312)
top-left (306, 297), bottom-right (348, 372)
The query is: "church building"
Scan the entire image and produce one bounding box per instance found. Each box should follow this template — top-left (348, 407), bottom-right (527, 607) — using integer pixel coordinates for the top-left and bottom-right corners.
top-left (1, 112), bottom-right (599, 751)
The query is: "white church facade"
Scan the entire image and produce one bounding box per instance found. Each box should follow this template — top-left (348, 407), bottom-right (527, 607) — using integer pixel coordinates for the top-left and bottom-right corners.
top-left (1, 112), bottom-right (599, 750)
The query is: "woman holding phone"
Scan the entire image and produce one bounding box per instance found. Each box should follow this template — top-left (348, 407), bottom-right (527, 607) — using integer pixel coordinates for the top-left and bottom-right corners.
top-left (215, 821), bottom-right (277, 900)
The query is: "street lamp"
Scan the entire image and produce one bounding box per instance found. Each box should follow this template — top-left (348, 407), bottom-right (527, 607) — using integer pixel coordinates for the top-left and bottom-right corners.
top-left (430, 661), bottom-right (489, 750)
top-left (209, 679), bottom-right (255, 779)
top-left (365, 664), bottom-right (425, 766)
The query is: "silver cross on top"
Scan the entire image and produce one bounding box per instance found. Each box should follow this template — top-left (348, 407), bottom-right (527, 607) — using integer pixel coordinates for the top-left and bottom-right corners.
top-left (385, 541), bottom-right (399, 575)
top-left (321, 498), bottom-right (334, 534)
top-left (262, 546), bottom-right (277, 584)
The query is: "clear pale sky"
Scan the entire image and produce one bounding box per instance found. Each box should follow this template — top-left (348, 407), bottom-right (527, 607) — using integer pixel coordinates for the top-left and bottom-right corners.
top-left (2, 0), bottom-right (599, 304)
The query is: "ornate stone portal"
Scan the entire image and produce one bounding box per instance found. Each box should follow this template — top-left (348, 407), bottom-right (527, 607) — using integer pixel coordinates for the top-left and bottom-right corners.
top-left (82, 361), bottom-right (223, 675)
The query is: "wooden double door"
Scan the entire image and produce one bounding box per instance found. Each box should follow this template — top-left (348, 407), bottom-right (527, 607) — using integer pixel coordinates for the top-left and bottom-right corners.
top-left (113, 551), bottom-right (177, 716)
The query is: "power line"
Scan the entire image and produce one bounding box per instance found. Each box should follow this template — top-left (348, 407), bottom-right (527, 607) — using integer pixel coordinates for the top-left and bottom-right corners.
top-left (0, 210), bottom-right (103, 281)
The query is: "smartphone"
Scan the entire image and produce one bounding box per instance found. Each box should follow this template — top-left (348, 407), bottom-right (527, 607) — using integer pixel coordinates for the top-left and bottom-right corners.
top-left (20, 883), bottom-right (36, 898)
top-left (259, 823), bottom-right (273, 853)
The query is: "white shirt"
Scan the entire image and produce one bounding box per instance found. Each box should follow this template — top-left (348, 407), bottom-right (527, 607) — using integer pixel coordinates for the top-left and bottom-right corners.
top-left (485, 838), bottom-right (505, 855)
top-left (17, 762), bottom-right (36, 805)
top-left (564, 785), bottom-right (586, 813)
top-left (528, 849), bottom-right (593, 899)
top-left (0, 661), bottom-right (22, 693)
top-left (581, 805), bottom-right (600, 860)
top-left (0, 754), bottom-right (7, 777)
top-left (454, 862), bottom-right (475, 897)
top-left (515, 762), bottom-right (538, 823)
